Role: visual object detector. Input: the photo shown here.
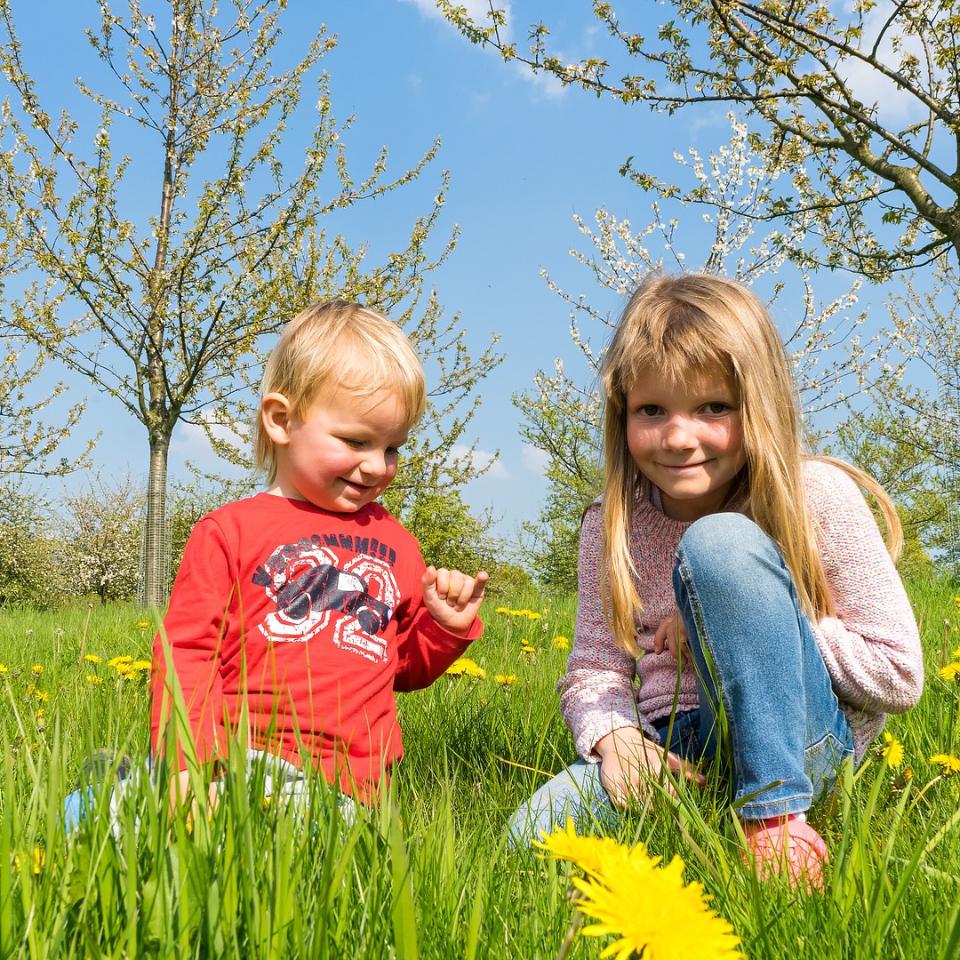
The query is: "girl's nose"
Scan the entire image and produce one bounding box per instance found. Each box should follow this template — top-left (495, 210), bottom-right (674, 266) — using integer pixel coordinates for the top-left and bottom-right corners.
top-left (661, 416), bottom-right (695, 448)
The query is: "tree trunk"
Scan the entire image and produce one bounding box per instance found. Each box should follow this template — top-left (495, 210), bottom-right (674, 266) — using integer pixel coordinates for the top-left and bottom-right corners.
top-left (142, 433), bottom-right (170, 609)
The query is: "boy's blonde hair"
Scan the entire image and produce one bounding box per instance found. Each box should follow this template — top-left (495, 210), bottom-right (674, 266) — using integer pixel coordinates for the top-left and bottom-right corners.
top-left (254, 300), bottom-right (426, 484)
top-left (600, 273), bottom-right (902, 655)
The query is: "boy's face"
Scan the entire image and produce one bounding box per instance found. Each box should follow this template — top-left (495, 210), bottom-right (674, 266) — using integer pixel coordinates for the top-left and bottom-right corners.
top-left (271, 386), bottom-right (409, 512)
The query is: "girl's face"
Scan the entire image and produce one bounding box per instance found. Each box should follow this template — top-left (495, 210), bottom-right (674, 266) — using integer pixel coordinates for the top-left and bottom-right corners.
top-left (625, 366), bottom-right (746, 521)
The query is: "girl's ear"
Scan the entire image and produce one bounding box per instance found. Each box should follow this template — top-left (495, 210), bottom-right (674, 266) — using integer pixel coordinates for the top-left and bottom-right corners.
top-left (261, 393), bottom-right (294, 446)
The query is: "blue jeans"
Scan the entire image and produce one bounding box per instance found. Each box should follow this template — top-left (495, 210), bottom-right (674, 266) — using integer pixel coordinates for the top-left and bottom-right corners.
top-left (63, 750), bottom-right (357, 833)
top-left (507, 513), bottom-right (853, 846)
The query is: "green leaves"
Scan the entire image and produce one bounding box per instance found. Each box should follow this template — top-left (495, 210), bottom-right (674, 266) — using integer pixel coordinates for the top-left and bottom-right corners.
top-left (0, 0), bottom-right (501, 606)
top-left (435, 0), bottom-right (960, 279)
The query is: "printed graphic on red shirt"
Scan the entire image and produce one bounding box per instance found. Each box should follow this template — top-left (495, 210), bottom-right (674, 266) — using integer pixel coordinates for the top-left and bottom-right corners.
top-left (252, 537), bottom-right (399, 663)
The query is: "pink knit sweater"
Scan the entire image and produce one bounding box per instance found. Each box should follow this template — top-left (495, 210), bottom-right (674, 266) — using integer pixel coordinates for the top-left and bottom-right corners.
top-left (559, 459), bottom-right (924, 765)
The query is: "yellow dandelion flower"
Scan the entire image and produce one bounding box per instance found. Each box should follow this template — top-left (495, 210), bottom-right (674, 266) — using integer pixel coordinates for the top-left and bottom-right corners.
top-left (495, 607), bottom-right (512, 615)
top-left (930, 753), bottom-right (960, 776)
top-left (83, 654), bottom-right (103, 664)
top-left (0, 663), bottom-right (8, 674)
top-left (107, 655), bottom-right (134, 668)
top-left (524, 611), bottom-right (542, 621)
top-left (536, 821), bottom-right (742, 960)
top-left (954, 596), bottom-right (960, 609)
top-left (881, 731), bottom-right (904, 769)
top-left (573, 854), bottom-right (743, 960)
top-left (534, 819), bottom-right (640, 878)
top-left (131, 660), bottom-right (152, 671)
top-left (34, 690), bottom-right (49, 703)
top-left (893, 766), bottom-right (913, 789)
top-left (85, 675), bottom-right (104, 685)
top-left (13, 847), bottom-right (45, 875)
top-left (35, 708), bottom-right (45, 720)
top-left (445, 657), bottom-right (487, 679)
top-left (939, 662), bottom-right (960, 683)
top-left (553, 635), bottom-right (570, 650)
top-left (136, 620), bottom-right (151, 629)
top-left (31, 664), bottom-right (43, 675)
top-left (495, 674), bottom-right (519, 686)
top-left (520, 643), bottom-right (537, 654)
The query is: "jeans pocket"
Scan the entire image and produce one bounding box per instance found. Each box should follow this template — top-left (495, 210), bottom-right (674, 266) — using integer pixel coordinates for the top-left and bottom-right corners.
top-left (804, 732), bottom-right (852, 802)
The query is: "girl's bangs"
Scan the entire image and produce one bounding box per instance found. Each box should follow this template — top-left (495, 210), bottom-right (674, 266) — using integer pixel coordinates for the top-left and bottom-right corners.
top-left (617, 317), bottom-right (737, 395)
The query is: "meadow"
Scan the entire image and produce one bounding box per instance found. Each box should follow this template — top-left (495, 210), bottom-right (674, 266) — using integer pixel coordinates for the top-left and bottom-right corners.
top-left (1, 576), bottom-right (958, 959)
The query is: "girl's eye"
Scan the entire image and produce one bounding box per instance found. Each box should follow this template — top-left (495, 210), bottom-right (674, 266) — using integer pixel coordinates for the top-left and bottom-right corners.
top-left (342, 438), bottom-right (365, 449)
top-left (704, 402), bottom-right (732, 415)
top-left (637, 404), bottom-right (662, 417)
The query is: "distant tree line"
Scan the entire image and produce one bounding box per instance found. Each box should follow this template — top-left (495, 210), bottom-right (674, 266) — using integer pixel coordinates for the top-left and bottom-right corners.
top-left (0, 474), bottom-right (531, 608)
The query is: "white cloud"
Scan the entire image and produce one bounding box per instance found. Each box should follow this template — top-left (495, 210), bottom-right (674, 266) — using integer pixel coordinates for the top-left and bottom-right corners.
top-left (447, 443), bottom-right (509, 479)
top-left (510, 59), bottom-right (566, 99)
top-left (171, 420), bottom-right (250, 465)
top-left (399, 0), bottom-right (507, 23)
top-left (398, 0), bottom-right (565, 98)
top-left (839, 2), bottom-right (929, 125)
top-left (520, 443), bottom-right (550, 475)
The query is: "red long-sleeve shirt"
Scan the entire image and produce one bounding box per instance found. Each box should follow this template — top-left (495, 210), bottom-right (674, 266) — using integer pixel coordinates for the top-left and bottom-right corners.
top-left (150, 493), bottom-right (480, 799)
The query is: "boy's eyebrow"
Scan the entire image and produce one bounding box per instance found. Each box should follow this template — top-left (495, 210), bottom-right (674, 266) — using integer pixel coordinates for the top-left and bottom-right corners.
top-left (338, 423), bottom-right (411, 444)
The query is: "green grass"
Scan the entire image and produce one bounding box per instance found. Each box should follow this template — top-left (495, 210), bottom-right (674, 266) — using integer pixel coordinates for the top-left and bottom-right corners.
top-left (1, 579), bottom-right (959, 959)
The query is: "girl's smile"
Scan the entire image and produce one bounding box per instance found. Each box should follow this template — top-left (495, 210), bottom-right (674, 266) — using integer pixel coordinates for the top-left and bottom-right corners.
top-left (625, 369), bottom-right (747, 521)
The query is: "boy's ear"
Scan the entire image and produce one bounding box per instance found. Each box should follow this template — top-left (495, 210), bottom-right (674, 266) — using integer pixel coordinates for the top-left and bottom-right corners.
top-left (260, 393), bottom-right (294, 446)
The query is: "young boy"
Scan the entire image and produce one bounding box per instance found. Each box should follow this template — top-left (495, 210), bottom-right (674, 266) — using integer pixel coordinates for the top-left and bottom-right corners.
top-left (150, 300), bottom-right (487, 806)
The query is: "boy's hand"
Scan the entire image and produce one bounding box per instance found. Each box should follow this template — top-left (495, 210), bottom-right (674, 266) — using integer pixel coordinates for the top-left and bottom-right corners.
top-left (422, 566), bottom-right (488, 636)
top-left (170, 769), bottom-right (220, 823)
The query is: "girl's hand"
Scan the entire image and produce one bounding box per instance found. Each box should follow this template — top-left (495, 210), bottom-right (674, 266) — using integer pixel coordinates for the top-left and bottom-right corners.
top-left (422, 566), bottom-right (488, 636)
top-left (653, 611), bottom-right (690, 661)
top-left (594, 726), bottom-right (705, 806)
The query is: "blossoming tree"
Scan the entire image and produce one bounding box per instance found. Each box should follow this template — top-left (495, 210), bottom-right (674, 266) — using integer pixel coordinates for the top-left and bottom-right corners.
top-left (439, 0), bottom-right (960, 573)
top-left (438, 0), bottom-right (960, 278)
top-left (519, 120), bottom-right (868, 588)
top-left (0, 0), bottom-right (499, 606)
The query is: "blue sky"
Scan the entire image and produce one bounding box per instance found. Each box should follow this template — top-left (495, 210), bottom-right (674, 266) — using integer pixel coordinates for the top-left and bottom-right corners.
top-left (9, 2), bottom-right (891, 542)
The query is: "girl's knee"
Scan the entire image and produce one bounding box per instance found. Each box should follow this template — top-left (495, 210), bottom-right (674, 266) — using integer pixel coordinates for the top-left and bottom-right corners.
top-left (677, 513), bottom-right (776, 577)
top-left (506, 761), bottom-right (612, 848)
top-left (681, 512), bottom-right (764, 555)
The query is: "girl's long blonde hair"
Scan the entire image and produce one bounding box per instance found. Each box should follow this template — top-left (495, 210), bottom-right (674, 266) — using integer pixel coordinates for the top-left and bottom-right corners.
top-left (601, 273), bottom-right (902, 655)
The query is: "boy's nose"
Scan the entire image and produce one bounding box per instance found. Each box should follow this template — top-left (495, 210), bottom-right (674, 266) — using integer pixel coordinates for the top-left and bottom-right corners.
top-left (359, 450), bottom-right (388, 480)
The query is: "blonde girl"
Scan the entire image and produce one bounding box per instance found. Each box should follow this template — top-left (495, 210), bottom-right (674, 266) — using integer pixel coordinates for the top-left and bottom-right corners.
top-left (509, 274), bottom-right (923, 888)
